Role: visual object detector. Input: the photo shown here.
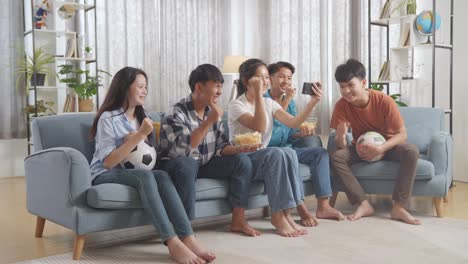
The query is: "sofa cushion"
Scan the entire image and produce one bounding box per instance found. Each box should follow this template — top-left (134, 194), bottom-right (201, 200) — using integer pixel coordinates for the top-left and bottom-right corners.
top-left (88, 162), bottom-right (314, 209)
top-left (350, 158), bottom-right (434, 181)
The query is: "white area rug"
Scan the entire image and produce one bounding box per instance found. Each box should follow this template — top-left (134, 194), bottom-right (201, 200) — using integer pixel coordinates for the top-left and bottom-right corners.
top-left (17, 215), bottom-right (468, 264)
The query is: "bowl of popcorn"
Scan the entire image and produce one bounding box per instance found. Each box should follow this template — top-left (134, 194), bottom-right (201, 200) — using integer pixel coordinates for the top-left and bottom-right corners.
top-left (233, 132), bottom-right (262, 146)
top-left (300, 117), bottom-right (317, 130)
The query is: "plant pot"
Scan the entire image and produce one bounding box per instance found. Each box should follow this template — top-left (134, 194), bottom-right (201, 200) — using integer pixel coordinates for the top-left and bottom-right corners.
top-left (78, 98), bottom-right (94, 112)
top-left (30, 73), bottom-right (46, 86)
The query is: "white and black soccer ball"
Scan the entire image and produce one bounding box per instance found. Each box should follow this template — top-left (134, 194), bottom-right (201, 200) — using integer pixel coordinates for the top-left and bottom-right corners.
top-left (120, 141), bottom-right (157, 170)
top-left (356, 131), bottom-right (386, 162)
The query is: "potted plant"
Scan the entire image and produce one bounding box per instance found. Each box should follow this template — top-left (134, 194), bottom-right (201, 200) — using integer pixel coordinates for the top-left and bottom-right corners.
top-left (15, 46), bottom-right (55, 95)
top-left (58, 64), bottom-right (110, 112)
top-left (391, 0), bottom-right (417, 16)
top-left (84, 46), bottom-right (93, 59)
top-left (370, 83), bottom-right (408, 107)
top-left (24, 100), bottom-right (56, 116)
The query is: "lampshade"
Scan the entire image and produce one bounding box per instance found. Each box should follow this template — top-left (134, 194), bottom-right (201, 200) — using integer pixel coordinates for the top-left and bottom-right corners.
top-left (222, 55), bottom-right (250, 73)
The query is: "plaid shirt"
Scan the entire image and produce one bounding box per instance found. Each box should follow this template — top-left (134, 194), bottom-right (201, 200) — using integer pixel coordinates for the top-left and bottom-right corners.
top-left (159, 95), bottom-right (230, 166)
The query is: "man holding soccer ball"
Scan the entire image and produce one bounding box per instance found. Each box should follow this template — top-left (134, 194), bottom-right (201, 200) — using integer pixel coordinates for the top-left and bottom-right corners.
top-left (330, 59), bottom-right (421, 225)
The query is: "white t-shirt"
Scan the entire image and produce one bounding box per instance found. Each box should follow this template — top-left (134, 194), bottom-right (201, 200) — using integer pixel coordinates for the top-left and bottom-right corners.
top-left (228, 93), bottom-right (282, 147)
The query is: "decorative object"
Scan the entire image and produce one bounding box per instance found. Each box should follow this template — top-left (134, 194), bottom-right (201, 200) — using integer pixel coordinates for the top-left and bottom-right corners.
top-left (415, 10), bottom-right (442, 44)
top-left (58, 64), bottom-right (111, 112)
top-left (370, 83), bottom-right (408, 107)
top-left (57, 4), bottom-right (75, 20)
top-left (24, 100), bottom-right (55, 116)
top-left (33, 0), bottom-right (49, 29)
top-left (84, 46), bottom-right (93, 59)
top-left (15, 46), bottom-right (55, 95)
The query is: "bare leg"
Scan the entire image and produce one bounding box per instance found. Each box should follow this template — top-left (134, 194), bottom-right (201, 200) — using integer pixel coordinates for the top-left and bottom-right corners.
top-left (296, 203), bottom-right (319, 227)
top-left (230, 207), bottom-right (261, 236)
top-left (390, 202), bottom-right (421, 225)
top-left (182, 235), bottom-right (216, 262)
top-left (271, 210), bottom-right (300, 237)
top-left (166, 236), bottom-right (206, 264)
top-left (316, 197), bottom-right (346, 221)
top-left (283, 208), bottom-right (308, 235)
top-left (347, 200), bottom-right (375, 221)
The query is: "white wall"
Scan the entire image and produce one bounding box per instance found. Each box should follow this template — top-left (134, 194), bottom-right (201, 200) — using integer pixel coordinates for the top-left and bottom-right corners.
top-left (0, 139), bottom-right (27, 178)
top-left (453, 0), bottom-right (468, 182)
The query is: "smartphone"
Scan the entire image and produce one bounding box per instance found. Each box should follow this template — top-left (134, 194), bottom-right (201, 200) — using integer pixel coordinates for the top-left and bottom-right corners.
top-left (302, 82), bottom-right (315, 96)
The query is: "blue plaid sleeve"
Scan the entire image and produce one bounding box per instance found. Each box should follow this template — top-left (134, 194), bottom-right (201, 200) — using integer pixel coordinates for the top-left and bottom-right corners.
top-left (159, 108), bottom-right (199, 158)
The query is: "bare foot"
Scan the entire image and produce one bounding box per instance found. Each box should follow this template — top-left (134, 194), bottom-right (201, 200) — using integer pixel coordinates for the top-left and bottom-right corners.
top-left (347, 200), bottom-right (374, 221)
top-left (231, 207), bottom-right (261, 236)
top-left (166, 237), bottom-right (206, 264)
top-left (271, 211), bottom-right (300, 237)
top-left (316, 205), bottom-right (346, 221)
top-left (283, 211), bottom-right (308, 235)
top-left (296, 203), bottom-right (319, 227)
top-left (230, 220), bottom-right (261, 237)
top-left (390, 205), bottom-right (421, 225)
top-left (182, 235), bottom-right (216, 262)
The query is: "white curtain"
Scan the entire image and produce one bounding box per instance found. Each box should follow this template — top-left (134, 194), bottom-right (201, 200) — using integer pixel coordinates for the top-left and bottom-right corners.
top-left (96, 0), bottom-right (224, 112)
top-left (0, 0), bottom-right (26, 139)
top-left (158, 0), bottom-right (224, 111)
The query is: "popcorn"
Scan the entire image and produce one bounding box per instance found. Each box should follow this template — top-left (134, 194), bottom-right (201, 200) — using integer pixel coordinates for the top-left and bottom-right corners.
top-left (300, 121), bottom-right (316, 130)
top-left (233, 132), bottom-right (262, 146)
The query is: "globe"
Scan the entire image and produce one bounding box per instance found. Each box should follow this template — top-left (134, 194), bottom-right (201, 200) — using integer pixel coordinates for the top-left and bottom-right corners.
top-left (415, 10), bottom-right (441, 35)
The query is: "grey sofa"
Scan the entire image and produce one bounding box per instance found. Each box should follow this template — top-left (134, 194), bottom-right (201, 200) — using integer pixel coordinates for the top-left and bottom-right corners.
top-left (24, 112), bottom-right (322, 260)
top-left (327, 107), bottom-right (453, 217)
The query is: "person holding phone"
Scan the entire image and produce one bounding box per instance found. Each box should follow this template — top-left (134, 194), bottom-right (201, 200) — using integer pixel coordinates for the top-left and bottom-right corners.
top-left (265, 61), bottom-right (345, 225)
top-left (229, 58), bottom-right (332, 237)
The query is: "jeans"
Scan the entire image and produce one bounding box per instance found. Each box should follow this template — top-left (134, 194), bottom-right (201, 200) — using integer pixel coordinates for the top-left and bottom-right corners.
top-left (294, 147), bottom-right (333, 198)
top-left (160, 154), bottom-right (252, 219)
top-left (93, 169), bottom-right (193, 242)
top-left (248, 147), bottom-right (303, 212)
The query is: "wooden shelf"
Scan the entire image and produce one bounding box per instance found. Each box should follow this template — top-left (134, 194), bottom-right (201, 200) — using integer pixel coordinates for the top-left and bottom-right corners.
top-left (371, 15), bottom-right (416, 26)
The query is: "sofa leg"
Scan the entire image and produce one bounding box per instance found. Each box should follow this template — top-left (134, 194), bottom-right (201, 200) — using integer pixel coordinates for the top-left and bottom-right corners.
top-left (433, 197), bottom-right (444, 218)
top-left (35, 216), bottom-right (46, 238)
top-left (72, 234), bottom-right (87, 260)
top-left (262, 206), bottom-right (270, 218)
top-left (330, 192), bottom-right (339, 208)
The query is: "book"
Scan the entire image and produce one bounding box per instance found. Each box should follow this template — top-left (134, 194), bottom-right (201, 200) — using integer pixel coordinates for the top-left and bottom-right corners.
top-left (65, 37), bottom-right (76, 58)
top-left (399, 22), bottom-right (411, 47)
top-left (378, 61), bottom-right (390, 81)
top-left (379, 0), bottom-right (391, 19)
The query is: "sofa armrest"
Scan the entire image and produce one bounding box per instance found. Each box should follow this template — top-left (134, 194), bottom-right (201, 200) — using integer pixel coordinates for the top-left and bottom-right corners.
top-left (327, 132), bottom-right (353, 154)
top-left (427, 132), bottom-right (453, 180)
top-left (24, 147), bottom-right (92, 228)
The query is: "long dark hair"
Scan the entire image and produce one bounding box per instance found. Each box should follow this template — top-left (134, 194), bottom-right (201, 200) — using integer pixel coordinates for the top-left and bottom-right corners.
top-left (236, 58), bottom-right (267, 97)
top-left (90, 67), bottom-right (149, 140)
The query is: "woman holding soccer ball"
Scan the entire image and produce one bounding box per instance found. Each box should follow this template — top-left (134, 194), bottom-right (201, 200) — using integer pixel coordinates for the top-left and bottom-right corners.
top-left (89, 67), bottom-right (215, 264)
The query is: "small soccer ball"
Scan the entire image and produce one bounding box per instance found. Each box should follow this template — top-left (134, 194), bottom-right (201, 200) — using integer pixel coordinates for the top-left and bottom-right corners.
top-left (356, 131), bottom-right (386, 162)
top-left (120, 141), bottom-right (157, 170)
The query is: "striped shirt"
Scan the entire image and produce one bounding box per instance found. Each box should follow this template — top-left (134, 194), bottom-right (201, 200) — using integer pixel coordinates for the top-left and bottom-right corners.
top-left (158, 95), bottom-right (230, 166)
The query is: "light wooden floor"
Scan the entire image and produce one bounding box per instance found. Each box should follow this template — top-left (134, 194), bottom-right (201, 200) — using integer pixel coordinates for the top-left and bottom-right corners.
top-left (1, 177), bottom-right (467, 264)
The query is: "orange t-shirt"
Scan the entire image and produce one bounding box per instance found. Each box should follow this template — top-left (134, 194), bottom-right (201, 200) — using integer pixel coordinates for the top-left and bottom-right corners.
top-left (330, 89), bottom-right (404, 144)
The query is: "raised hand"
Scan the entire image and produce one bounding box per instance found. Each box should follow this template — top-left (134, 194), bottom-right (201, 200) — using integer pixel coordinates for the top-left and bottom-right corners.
top-left (248, 76), bottom-right (264, 97)
top-left (310, 81), bottom-right (323, 102)
top-left (138, 117), bottom-right (154, 136)
top-left (207, 100), bottom-right (223, 124)
top-left (285, 85), bottom-right (296, 99)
